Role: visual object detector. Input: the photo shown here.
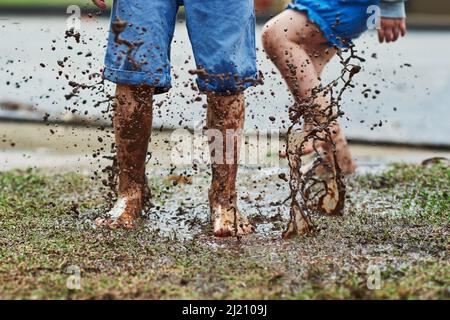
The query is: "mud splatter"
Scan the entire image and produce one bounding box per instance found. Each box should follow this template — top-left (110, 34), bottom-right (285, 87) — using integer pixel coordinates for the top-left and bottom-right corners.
top-left (283, 45), bottom-right (364, 238)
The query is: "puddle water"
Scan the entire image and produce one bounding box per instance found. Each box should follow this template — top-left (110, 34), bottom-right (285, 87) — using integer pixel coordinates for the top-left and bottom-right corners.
top-left (137, 167), bottom-right (290, 241)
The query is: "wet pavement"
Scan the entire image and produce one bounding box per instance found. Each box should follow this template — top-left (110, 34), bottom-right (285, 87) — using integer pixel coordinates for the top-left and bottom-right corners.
top-left (0, 15), bottom-right (449, 146)
top-left (1, 118), bottom-right (449, 240)
top-left (2, 122), bottom-right (449, 173)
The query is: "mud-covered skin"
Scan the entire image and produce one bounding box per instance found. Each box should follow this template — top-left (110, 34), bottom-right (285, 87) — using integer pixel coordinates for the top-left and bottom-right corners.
top-left (329, 125), bottom-right (356, 175)
top-left (95, 84), bottom-right (153, 229)
top-left (206, 93), bottom-right (254, 237)
top-left (283, 142), bottom-right (314, 238)
top-left (95, 195), bottom-right (141, 229)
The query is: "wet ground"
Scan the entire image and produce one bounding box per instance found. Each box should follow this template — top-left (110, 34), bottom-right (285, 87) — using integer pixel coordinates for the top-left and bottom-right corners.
top-left (1, 121), bottom-right (449, 241)
top-left (2, 122), bottom-right (450, 173)
top-left (0, 15), bottom-right (450, 146)
top-left (0, 161), bottom-right (448, 299)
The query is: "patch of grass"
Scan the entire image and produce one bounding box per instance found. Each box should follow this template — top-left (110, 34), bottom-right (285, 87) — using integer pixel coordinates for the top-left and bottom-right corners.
top-left (0, 163), bottom-right (448, 299)
top-left (356, 162), bottom-right (449, 223)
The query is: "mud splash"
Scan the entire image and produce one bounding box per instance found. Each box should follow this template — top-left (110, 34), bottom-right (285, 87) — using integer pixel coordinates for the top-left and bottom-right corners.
top-left (60, 19), bottom-right (264, 233)
top-left (283, 45), bottom-right (364, 238)
top-left (59, 19), bottom-right (362, 239)
top-left (6, 13), bottom-right (369, 239)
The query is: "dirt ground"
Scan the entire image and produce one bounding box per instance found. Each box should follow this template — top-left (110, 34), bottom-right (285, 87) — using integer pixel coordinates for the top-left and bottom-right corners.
top-left (0, 160), bottom-right (448, 299)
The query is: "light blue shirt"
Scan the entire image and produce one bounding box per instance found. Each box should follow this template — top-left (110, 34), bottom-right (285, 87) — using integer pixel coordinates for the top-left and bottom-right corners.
top-left (381, 0), bottom-right (406, 18)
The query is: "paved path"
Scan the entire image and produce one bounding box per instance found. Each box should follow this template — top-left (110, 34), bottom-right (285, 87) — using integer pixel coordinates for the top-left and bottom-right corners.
top-left (1, 122), bottom-right (448, 174)
top-left (1, 15), bottom-right (449, 146)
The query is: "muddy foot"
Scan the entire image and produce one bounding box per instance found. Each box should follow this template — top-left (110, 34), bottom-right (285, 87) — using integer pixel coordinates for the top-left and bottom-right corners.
top-left (317, 177), bottom-right (342, 215)
top-left (211, 205), bottom-right (254, 237)
top-left (283, 123), bottom-right (356, 175)
top-left (280, 124), bottom-right (338, 156)
top-left (95, 194), bottom-right (142, 229)
top-left (335, 147), bottom-right (356, 175)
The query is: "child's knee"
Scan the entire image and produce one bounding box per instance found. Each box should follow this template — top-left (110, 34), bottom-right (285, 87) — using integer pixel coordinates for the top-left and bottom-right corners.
top-left (261, 22), bottom-right (280, 56)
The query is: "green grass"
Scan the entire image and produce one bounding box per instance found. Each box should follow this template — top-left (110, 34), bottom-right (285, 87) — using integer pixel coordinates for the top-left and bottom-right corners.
top-left (356, 163), bottom-right (449, 223)
top-left (0, 163), bottom-right (448, 299)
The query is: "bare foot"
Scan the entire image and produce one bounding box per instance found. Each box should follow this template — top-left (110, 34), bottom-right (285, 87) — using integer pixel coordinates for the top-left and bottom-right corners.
top-left (280, 122), bottom-right (340, 157)
top-left (301, 122), bottom-right (340, 155)
top-left (95, 192), bottom-right (143, 229)
top-left (211, 204), bottom-right (254, 237)
top-left (314, 129), bottom-right (356, 176)
top-left (316, 177), bottom-right (342, 215)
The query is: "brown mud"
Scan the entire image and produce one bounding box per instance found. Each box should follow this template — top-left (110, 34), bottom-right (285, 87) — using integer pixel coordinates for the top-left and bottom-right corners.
top-left (58, 21), bottom-right (369, 239)
top-left (206, 93), bottom-right (253, 239)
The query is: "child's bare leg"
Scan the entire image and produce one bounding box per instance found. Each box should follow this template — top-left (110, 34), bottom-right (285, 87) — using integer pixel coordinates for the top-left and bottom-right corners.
top-left (206, 92), bottom-right (253, 237)
top-left (96, 84), bottom-right (153, 229)
top-left (262, 9), bottom-right (355, 174)
top-left (262, 10), bottom-right (335, 148)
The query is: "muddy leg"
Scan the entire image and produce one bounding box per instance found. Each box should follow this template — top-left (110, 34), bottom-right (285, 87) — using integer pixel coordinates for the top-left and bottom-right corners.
top-left (263, 9), bottom-right (350, 231)
top-left (206, 92), bottom-right (254, 237)
top-left (95, 84), bottom-right (153, 229)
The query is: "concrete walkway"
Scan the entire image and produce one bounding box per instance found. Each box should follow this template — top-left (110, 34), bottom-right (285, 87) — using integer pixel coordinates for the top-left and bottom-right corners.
top-left (1, 122), bottom-right (448, 174)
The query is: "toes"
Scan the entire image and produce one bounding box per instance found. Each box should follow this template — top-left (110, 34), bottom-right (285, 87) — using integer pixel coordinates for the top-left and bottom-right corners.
top-left (118, 220), bottom-right (136, 229)
top-left (95, 217), bottom-right (117, 229)
top-left (213, 222), bottom-right (254, 237)
top-left (112, 216), bottom-right (137, 229)
top-left (95, 217), bottom-right (111, 227)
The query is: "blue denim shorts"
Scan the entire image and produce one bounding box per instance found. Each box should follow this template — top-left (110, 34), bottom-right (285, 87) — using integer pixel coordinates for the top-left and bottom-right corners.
top-left (104, 0), bottom-right (257, 95)
top-left (287, 0), bottom-right (380, 48)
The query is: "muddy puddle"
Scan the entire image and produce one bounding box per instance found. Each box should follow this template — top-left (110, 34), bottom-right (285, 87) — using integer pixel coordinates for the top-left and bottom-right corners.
top-left (91, 166), bottom-right (402, 243)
